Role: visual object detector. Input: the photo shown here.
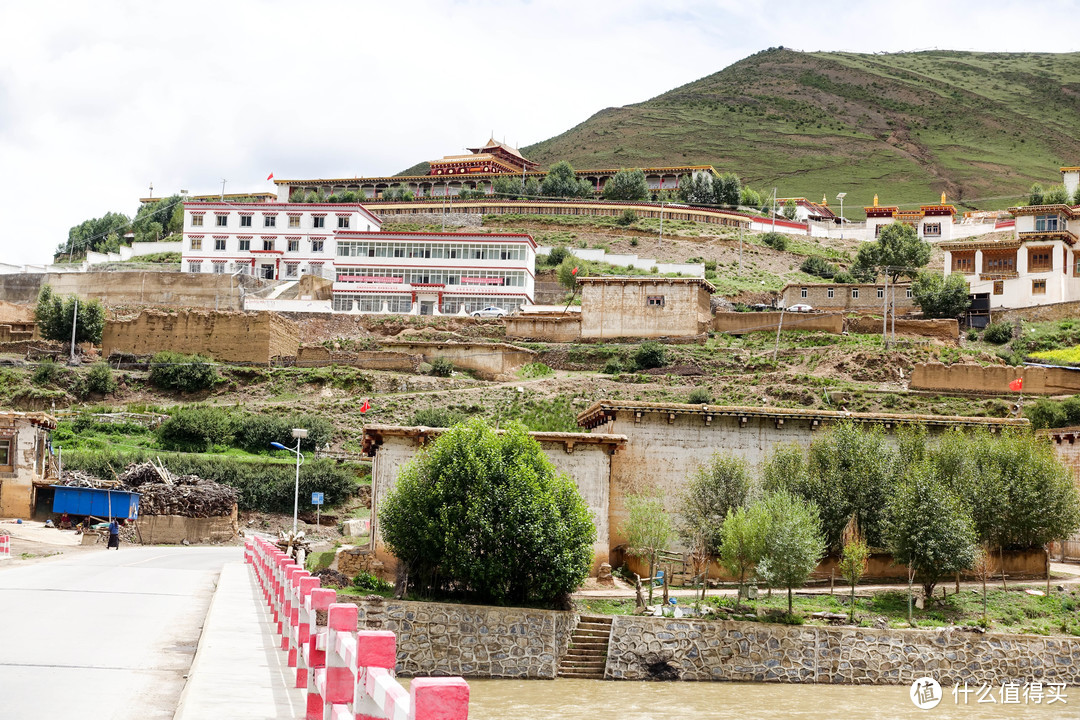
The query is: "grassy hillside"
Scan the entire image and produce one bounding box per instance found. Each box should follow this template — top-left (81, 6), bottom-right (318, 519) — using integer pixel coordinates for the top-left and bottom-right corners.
top-left (520, 48), bottom-right (1080, 217)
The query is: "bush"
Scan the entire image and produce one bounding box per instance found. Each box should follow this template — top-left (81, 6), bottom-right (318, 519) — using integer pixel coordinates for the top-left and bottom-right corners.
top-left (352, 571), bottom-right (393, 593)
top-left (519, 362), bottom-right (553, 379)
top-left (148, 351), bottom-right (220, 392)
top-left (410, 407), bottom-right (468, 427)
top-left (1026, 399), bottom-right (1068, 430)
top-left (236, 413), bottom-right (334, 453)
top-left (616, 209), bottom-right (638, 226)
top-left (379, 420), bottom-right (596, 606)
top-left (86, 362), bottom-right (118, 395)
top-left (32, 360), bottom-right (61, 386)
top-left (687, 387), bottom-right (712, 404)
top-left (430, 357), bottom-right (454, 377)
top-left (966, 329), bottom-right (979, 342)
top-left (984, 322), bottom-right (1014, 345)
top-left (632, 341), bottom-right (668, 370)
top-left (157, 405), bottom-right (237, 451)
top-left (799, 256), bottom-right (836, 279)
top-left (35, 285), bottom-right (106, 344)
top-left (601, 357), bottom-right (623, 375)
top-left (545, 246), bottom-right (570, 266)
top-left (704, 260), bottom-right (717, 272)
top-left (760, 232), bottom-right (788, 251)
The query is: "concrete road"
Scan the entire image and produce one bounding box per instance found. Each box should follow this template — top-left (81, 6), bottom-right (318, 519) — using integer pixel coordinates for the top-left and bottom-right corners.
top-left (0, 545), bottom-right (240, 720)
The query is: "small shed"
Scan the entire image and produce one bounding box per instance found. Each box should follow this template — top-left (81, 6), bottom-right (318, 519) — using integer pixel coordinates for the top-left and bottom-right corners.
top-left (51, 486), bottom-right (141, 520)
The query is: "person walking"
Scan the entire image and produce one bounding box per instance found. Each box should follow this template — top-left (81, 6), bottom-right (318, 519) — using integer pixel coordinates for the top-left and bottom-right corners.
top-left (107, 519), bottom-right (120, 550)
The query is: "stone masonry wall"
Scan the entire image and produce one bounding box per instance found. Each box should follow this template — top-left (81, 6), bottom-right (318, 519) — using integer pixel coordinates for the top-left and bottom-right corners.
top-left (605, 616), bottom-right (1080, 685)
top-left (343, 597), bottom-right (575, 679)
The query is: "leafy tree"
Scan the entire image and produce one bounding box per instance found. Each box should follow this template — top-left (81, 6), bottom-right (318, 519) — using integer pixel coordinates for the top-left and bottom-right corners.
top-left (760, 232), bottom-right (788, 251)
top-left (983, 321), bottom-right (1013, 344)
top-left (718, 502), bottom-right (768, 609)
top-left (632, 341), bottom-right (668, 369)
top-left (884, 462), bottom-right (977, 601)
top-left (602, 169), bottom-right (649, 201)
top-left (715, 173), bottom-right (742, 208)
top-left (616, 209), bottom-right (638, 226)
top-left (147, 351), bottom-right (220, 392)
top-left (911, 271), bottom-right (971, 318)
top-left (157, 405), bottom-right (237, 451)
top-left (740, 186), bottom-right (762, 208)
top-left (851, 222), bottom-right (931, 283)
top-left (1026, 398), bottom-right (1069, 430)
top-left (622, 491), bottom-right (675, 604)
top-left (678, 172), bottom-right (715, 205)
top-left (756, 491), bottom-right (825, 615)
top-left (382, 184), bottom-right (415, 202)
top-left (492, 175), bottom-right (524, 197)
top-left (832, 270), bottom-right (857, 284)
top-left (1043, 184), bottom-right (1069, 205)
top-left (1072, 185), bottom-right (1080, 206)
top-left (132, 194), bottom-right (184, 243)
top-left (34, 286), bottom-right (106, 344)
top-left (541, 161), bottom-right (591, 198)
top-left (86, 362), bottom-right (118, 395)
top-left (687, 387), bottom-right (711, 404)
top-left (289, 189), bottom-right (306, 202)
top-left (544, 246), bottom-right (570, 266)
top-left (523, 177), bottom-right (542, 198)
top-left (59, 211), bottom-right (132, 259)
top-left (800, 256), bottom-right (837, 279)
top-left (837, 518), bottom-right (870, 623)
top-left (1028, 183), bottom-right (1044, 206)
top-left (380, 420), bottom-right (595, 606)
top-left (782, 199), bottom-right (798, 220)
top-left (556, 257), bottom-right (580, 290)
top-left (679, 453), bottom-right (751, 555)
top-left (760, 443), bottom-right (807, 495)
top-left (430, 357), bottom-right (454, 377)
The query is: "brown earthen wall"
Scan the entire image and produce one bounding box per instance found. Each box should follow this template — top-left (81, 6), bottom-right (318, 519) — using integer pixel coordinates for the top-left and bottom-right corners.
top-left (0, 272), bottom-right (259, 309)
top-left (713, 312), bottom-right (843, 335)
top-left (995, 301), bottom-right (1080, 324)
top-left (378, 341), bottom-right (535, 379)
top-left (102, 310), bottom-right (299, 364)
top-left (134, 510), bottom-right (238, 544)
top-left (295, 346), bottom-right (421, 372)
top-left (781, 283), bottom-right (915, 313)
top-left (910, 362), bottom-right (1080, 395)
top-left (846, 317), bottom-right (959, 343)
top-left (505, 315), bottom-right (582, 342)
top-left (580, 281), bottom-right (711, 339)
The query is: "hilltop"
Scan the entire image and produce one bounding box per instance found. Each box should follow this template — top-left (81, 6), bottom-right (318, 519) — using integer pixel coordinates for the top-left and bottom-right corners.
top-left (515, 48), bottom-right (1080, 216)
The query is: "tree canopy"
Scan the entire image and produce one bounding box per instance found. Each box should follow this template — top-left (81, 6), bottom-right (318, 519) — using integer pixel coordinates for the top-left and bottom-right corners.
top-left (911, 271), bottom-right (972, 318)
top-left (34, 285), bottom-right (106, 344)
top-left (852, 222), bottom-right (931, 283)
top-left (602, 169), bottom-right (649, 201)
top-left (541, 161), bottom-right (592, 198)
top-left (679, 452), bottom-right (751, 555)
top-left (379, 419), bottom-right (595, 607)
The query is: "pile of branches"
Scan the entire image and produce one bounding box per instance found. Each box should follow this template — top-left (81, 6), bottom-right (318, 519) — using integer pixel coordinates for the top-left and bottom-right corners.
top-left (58, 470), bottom-right (119, 489)
top-left (117, 461), bottom-right (170, 487)
top-left (136, 476), bottom-right (239, 518)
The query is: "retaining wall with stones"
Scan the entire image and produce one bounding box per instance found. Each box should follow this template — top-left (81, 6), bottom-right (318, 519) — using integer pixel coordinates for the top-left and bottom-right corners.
top-left (604, 615), bottom-right (1080, 685)
top-left (342, 597), bottom-right (576, 679)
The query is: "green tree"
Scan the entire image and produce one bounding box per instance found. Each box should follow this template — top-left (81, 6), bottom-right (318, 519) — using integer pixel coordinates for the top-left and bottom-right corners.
top-left (679, 453), bottom-right (751, 555)
top-left (132, 195), bottom-right (184, 243)
top-left (380, 419), bottom-right (595, 606)
top-left (678, 172), bottom-right (714, 205)
top-left (800, 256), bottom-right (837, 279)
top-left (911, 271), bottom-right (971, 318)
top-left (602, 169), bottom-right (649, 201)
top-left (1028, 183), bottom-right (1045, 206)
top-left (541, 161), bottom-right (592, 198)
top-left (782, 199), bottom-right (798, 220)
top-left (1072, 186), bottom-right (1080, 206)
top-left (34, 286), bottom-right (106, 344)
top-left (59, 211), bottom-right (132, 259)
top-left (86, 362), bottom-right (118, 395)
top-left (851, 222), bottom-right (931, 283)
top-left (718, 502), bottom-right (769, 609)
top-left (1043, 184), bottom-right (1069, 205)
top-left (492, 175), bottom-right (524, 197)
top-left (756, 491), bottom-right (825, 615)
top-left (837, 518), bottom-right (870, 623)
top-left (760, 232), bottom-right (788, 251)
top-left (632, 341), bottom-right (668, 369)
top-left (383, 184), bottom-right (415, 201)
top-left (740, 186), bottom-right (762, 208)
top-left (715, 173), bottom-right (742, 208)
top-left (622, 491), bottom-right (675, 604)
top-left (556, 257), bottom-right (580, 290)
top-left (147, 351), bottom-right (220, 392)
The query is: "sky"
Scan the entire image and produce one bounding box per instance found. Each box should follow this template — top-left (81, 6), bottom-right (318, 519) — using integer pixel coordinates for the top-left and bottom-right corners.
top-left (2, 0), bottom-right (1079, 266)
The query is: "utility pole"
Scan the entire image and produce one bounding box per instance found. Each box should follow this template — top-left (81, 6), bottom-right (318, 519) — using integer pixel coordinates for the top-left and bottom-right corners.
top-left (836, 192), bottom-right (847, 240)
top-left (658, 202), bottom-right (665, 248)
top-left (738, 222), bottom-right (744, 276)
top-left (220, 179), bottom-right (226, 201)
top-left (891, 282), bottom-right (896, 346)
top-left (69, 299), bottom-right (78, 364)
top-left (771, 188), bottom-right (777, 232)
top-left (882, 271), bottom-right (889, 349)
top-left (773, 306), bottom-right (785, 362)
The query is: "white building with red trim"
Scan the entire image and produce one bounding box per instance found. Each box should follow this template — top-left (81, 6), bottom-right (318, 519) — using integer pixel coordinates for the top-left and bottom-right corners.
top-left (181, 202), bottom-right (381, 280)
top-left (332, 231), bottom-right (536, 315)
top-left (864, 193), bottom-right (957, 242)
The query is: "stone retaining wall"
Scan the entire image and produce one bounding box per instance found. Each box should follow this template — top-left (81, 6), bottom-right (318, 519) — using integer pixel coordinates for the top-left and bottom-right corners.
top-left (604, 615), bottom-right (1080, 685)
top-left (342, 597), bottom-right (575, 679)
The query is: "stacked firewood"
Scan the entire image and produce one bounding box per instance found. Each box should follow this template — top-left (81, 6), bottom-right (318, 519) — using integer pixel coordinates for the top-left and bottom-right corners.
top-left (58, 471), bottom-right (121, 488)
top-left (59, 461), bottom-right (238, 518)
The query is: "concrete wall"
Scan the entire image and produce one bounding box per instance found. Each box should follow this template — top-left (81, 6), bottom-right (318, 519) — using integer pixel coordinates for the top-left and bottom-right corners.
top-left (604, 616), bottom-right (1080, 684)
top-left (713, 312), bottom-right (843, 335)
top-left (781, 283), bottom-right (915, 313)
top-left (0, 271), bottom-right (261, 310)
top-left (0, 413), bottom-right (53, 519)
top-left (341, 596), bottom-right (574, 679)
top-left (134, 511), bottom-right (238, 544)
top-left (505, 315), bottom-right (582, 342)
top-left (579, 279), bottom-right (712, 339)
top-left (378, 341), bottom-right (535, 380)
top-left (102, 309), bottom-right (300, 364)
top-left (845, 317), bottom-right (959, 343)
top-left (294, 345), bottom-right (421, 373)
top-left (910, 362), bottom-right (1080, 395)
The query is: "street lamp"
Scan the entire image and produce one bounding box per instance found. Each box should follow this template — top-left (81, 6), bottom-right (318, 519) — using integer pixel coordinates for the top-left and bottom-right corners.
top-left (271, 427), bottom-right (308, 534)
top-left (836, 192), bottom-right (847, 240)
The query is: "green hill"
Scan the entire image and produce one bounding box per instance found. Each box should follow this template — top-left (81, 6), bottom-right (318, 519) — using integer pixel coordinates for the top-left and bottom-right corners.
top-left (519, 48), bottom-right (1080, 217)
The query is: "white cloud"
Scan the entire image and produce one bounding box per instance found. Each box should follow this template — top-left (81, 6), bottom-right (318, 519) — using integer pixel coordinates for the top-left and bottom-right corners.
top-left (0, 0), bottom-right (1078, 265)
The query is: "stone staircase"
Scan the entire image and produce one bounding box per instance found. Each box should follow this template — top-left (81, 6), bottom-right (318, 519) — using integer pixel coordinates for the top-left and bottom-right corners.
top-left (558, 614), bottom-right (612, 679)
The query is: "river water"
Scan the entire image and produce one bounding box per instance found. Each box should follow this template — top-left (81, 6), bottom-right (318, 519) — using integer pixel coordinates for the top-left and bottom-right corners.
top-left (461, 679), bottom-right (1075, 720)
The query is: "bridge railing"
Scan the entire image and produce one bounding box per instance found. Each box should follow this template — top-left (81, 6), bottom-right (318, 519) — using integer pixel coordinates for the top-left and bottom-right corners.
top-left (245, 536), bottom-right (469, 720)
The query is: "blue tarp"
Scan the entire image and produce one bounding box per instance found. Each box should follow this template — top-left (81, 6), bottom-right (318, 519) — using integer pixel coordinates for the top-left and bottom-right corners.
top-left (51, 486), bottom-right (140, 520)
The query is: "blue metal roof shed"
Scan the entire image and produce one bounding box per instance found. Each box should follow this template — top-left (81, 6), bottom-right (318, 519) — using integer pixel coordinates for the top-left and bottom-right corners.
top-left (51, 486), bottom-right (141, 520)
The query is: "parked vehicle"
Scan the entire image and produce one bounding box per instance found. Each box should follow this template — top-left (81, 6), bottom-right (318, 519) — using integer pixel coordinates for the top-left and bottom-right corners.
top-left (471, 306), bottom-right (508, 318)
top-left (787, 303), bottom-right (814, 312)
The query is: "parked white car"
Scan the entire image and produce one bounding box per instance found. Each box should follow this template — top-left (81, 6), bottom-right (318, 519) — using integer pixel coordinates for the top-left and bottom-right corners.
top-left (471, 306), bottom-right (508, 318)
top-left (787, 303), bottom-right (814, 312)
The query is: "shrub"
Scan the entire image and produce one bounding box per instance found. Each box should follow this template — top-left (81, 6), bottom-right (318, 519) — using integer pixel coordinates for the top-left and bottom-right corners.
top-left (687, 387), bottom-right (712, 404)
top-left (680, 452), bottom-right (750, 553)
top-left (157, 405), bottom-right (237, 451)
top-left (984, 322), bottom-right (1014, 345)
top-left (616, 209), bottom-right (638, 226)
top-left (760, 232), bottom-right (788, 251)
top-left (632, 341), bottom-right (668, 370)
top-left (799, 256), bottom-right (836, 279)
top-left (601, 357), bottom-right (623, 375)
top-left (410, 407), bottom-right (468, 427)
top-left (1026, 399), bottom-right (1068, 430)
top-left (148, 351), bottom-right (220, 392)
top-left (32, 360), bottom-right (61, 386)
top-left (966, 329), bottom-right (979, 342)
top-left (704, 260), bottom-right (717, 272)
top-left (86, 362), bottom-right (118, 395)
top-left (519, 362), bottom-right (553, 379)
top-left (236, 413), bottom-right (334, 453)
top-left (430, 357), bottom-right (454, 377)
top-left (545, 246), bottom-right (570, 266)
top-left (352, 571), bottom-right (393, 593)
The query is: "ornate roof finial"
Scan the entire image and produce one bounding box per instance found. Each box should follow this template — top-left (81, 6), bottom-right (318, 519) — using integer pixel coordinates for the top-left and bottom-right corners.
top-left (941, 191), bottom-right (947, 204)
top-left (822, 194), bottom-right (828, 206)
top-left (873, 194), bottom-right (879, 207)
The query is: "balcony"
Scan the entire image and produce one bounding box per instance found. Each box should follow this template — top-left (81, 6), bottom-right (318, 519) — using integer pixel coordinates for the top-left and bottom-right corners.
top-left (1019, 229), bottom-right (1077, 245)
top-left (979, 272), bottom-right (1019, 281)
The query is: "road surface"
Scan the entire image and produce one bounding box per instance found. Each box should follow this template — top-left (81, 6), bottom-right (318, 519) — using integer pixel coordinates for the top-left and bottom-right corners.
top-left (0, 545), bottom-right (239, 719)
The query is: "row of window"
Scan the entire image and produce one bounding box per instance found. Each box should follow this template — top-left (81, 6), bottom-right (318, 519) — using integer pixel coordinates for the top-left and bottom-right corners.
top-left (190, 237), bottom-right (325, 252)
top-left (799, 287), bottom-right (913, 299)
top-left (873, 222), bottom-right (945, 238)
top-left (1034, 214), bottom-right (1063, 232)
top-left (329, 295), bottom-right (526, 314)
top-left (335, 267), bottom-right (527, 287)
top-left (191, 214), bottom-right (351, 229)
top-left (336, 241), bottom-right (529, 261)
top-left (951, 248), bottom-right (1066, 275)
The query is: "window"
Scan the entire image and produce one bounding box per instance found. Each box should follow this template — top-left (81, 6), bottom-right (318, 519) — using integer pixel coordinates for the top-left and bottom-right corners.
top-left (647, 295), bottom-right (665, 307)
top-left (287, 239), bottom-right (299, 252)
top-left (906, 287), bottom-right (912, 298)
top-left (1032, 279), bottom-right (1047, 294)
top-left (800, 288), bottom-right (807, 299)
top-left (313, 216), bottom-right (325, 228)
top-left (1075, 258), bottom-right (1080, 276)
top-left (285, 263), bottom-right (299, 279)
top-left (923, 222), bottom-right (941, 237)
top-left (190, 237), bottom-right (202, 250)
top-left (877, 287), bottom-right (884, 299)
top-left (288, 216), bottom-right (300, 228)
top-left (983, 252), bottom-right (1016, 274)
top-left (212, 263), bottom-right (226, 274)
top-left (187, 261), bottom-right (202, 273)
top-left (874, 224), bottom-right (883, 238)
top-left (214, 238), bottom-right (226, 251)
top-left (263, 239), bottom-right (275, 251)
top-left (191, 215), bottom-right (203, 227)
top-left (216, 215), bottom-right (228, 227)
top-left (312, 239), bottom-right (324, 253)
top-left (993, 280), bottom-right (1004, 295)
top-left (337, 216), bottom-right (350, 229)
top-left (332, 295), bottom-right (354, 312)
top-left (264, 215), bottom-right (276, 228)
top-left (238, 238), bottom-right (251, 251)
top-left (240, 216), bottom-right (252, 227)
top-left (827, 287), bottom-right (834, 298)
top-left (0, 437), bottom-right (12, 472)
top-left (951, 252), bottom-right (975, 273)
top-left (851, 288), bottom-right (859, 299)
top-left (1035, 214), bottom-right (1061, 232)
top-left (1028, 248), bottom-right (1052, 272)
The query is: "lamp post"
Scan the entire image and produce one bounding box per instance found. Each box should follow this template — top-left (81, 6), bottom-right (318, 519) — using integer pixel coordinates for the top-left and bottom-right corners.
top-left (271, 427), bottom-right (308, 534)
top-left (836, 192), bottom-right (847, 240)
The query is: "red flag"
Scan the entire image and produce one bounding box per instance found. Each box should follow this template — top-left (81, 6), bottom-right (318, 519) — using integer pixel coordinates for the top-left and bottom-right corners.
top-left (1009, 377), bottom-right (1023, 392)
top-left (266, 172), bottom-right (274, 181)
top-left (571, 266), bottom-right (579, 276)
top-left (360, 399), bottom-right (371, 413)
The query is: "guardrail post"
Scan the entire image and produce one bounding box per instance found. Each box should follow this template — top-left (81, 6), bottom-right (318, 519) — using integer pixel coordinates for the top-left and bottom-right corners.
top-left (409, 677), bottom-right (470, 720)
top-left (305, 588), bottom-right (337, 720)
top-left (353, 630), bottom-right (398, 718)
top-left (324, 603), bottom-right (359, 713)
top-left (295, 576), bottom-right (320, 683)
top-left (288, 569), bottom-right (311, 665)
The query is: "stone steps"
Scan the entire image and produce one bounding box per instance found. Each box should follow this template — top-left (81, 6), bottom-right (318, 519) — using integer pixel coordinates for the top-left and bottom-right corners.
top-left (557, 615), bottom-right (613, 680)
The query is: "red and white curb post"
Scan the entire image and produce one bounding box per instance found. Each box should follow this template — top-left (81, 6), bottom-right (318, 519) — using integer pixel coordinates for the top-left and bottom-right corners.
top-left (0, 534), bottom-right (10, 560)
top-left (245, 536), bottom-right (470, 720)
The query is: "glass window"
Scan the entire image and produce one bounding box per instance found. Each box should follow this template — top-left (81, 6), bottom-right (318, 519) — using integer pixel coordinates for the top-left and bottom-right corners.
top-left (993, 281), bottom-right (1004, 295)
top-left (187, 261), bottom-right (201, 273)
top-left (288, 216), bottom-right (300, 228)
top-left (827, 288), bottom-right (834, 298)
top-left (240, 216), bottom-right (252, 227)
top-left (313, 216), bottom-right (325, 228)
top-left (332, 295), bottom-right (354, 312)
top-left (263, 239), bottom-right (274, 251)
top-left (851, 288), bottom-right (859, 299)
top-left (647, 295), bottom-right (665, 307)
top-left (264, 215), bottom-right (276, 227)
top-left (1032, 279), bottom-right (1047, 294)
top-left (191, 215), bottom-right (203, 227)
top-left (0, 438), bottom-right (11, 471)
top-left (239, 238), bottom-right (250, 251)
top-left (338, 217), bottom-right (350, 229)
top-left (877, 287), bottom-right (884, 299)
top-left (285, 264), bottom-right (298, 279)
top-left (288, 239), bottom-right (299, 252)
top-left (190, 237), bottom-right (202, 250)
top-left (214, 238), bottom-right (226, 251)
top-left (312, 239), bottom-right (324, 253)
top-left (216, 215), bottom-right (228, 227)
top-left (212, 263), bottom-right (226, 274)
top-left (800, 288), bottom-right (807, 298)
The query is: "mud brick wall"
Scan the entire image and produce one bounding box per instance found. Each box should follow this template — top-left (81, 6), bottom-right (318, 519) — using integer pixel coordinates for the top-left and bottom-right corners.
top-left (505, 315), bottom-right (582, 342)
top-left (910, 362), bottom-right (1080, 395)
top-left (846, 317), bottom-right (959, 343)
top-left (295, 345), bottom-right (421, 372)
top-left (102, 309), bottom-right (299, 364)
top-left (713, 311), bottom-right (843, 335)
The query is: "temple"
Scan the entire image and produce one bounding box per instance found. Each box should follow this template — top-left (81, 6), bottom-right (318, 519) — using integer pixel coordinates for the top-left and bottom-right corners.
top-left (428, 138), bottom-right (539, 176)
top-left (863, 192), bottom-right (957, 241)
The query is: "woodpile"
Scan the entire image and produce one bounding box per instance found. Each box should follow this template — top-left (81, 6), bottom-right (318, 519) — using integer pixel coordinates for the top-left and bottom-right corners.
top-left (59, 461), bottom-right (239, 519)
